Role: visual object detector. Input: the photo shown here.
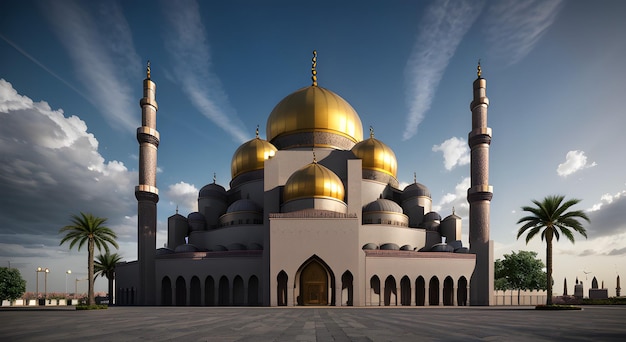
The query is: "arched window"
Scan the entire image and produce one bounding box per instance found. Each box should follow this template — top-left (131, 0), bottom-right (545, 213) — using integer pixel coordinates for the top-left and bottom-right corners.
top-left (205, 276), bottom-right (215, 306)
top-left (277, 271), bottom-right (288, 306)
top-left (233, 276), bottom-right (244, 305)
top-left (341, 271), bottom-right (354, 306)
top-left (415, 276), bottom-right (425, 306)
top-left (218, 276), bottom-right (229, 306)
top-left (248, 275), bottom-right (259, 306)
top-left (400, 276), bottom-right (411, 306)
top-left (457, 276), bottom-right (468, 306)
top-left (443, 276), bottom-right (454, 306)
top-left (190, 276), bottom-right (201, 306)
top-left (176, 276), bottom-right (186, 306)
top-left (161, 276), bottom-right (172, 306)
top-left (429, 276), bottom-right (439, 306)
top-left (384, 276), bottom-right (397, 306)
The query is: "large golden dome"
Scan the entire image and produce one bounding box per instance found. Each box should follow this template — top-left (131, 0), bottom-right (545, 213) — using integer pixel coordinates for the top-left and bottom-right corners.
top-left (231, 133), bottom-right (277, 179)
top-left (351, 129), bottom-right (398, 178)
top-left (283, 161), bottom-right (345, 202)
top-left (266, 86), bottom-right (364, 150)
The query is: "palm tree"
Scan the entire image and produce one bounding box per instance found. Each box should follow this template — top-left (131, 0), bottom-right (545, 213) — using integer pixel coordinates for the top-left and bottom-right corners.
top-left (59, 212), bottom-right (118, 305)
top-left (95, 252), bottom-right (123, 305)
top-left (517, 195), bottom-right (589, 305)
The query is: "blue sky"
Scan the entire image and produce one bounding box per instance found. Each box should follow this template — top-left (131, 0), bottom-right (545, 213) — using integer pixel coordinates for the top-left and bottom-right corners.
top-left (1, 0), bottom-right (625, 296)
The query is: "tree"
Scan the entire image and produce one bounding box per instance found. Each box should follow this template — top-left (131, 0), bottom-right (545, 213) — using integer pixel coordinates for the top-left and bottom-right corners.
top-left (59, 212), bottom-right (118, 305)
top-left (517, 195), bottom-right (589, 305)
top-left (494, 251), bottom-right (547, 303)
top-left (0, 267), bottom-right (26, 301)
top-left (95, 252), bottom-right (122, 305)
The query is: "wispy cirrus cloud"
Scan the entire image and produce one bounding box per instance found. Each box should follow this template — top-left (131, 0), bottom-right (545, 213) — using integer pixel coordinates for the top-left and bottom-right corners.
top-left (484, 0), bottom-right (563, 67)
top-left (403, 0), bottom-right (485, 140)
top-left (43, 0), bottom-right (142, 132)
top-left (160, 0), bottom-right (248, 143)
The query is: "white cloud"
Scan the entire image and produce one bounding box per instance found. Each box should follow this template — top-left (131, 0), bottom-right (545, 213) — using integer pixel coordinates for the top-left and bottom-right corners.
top-left (485, 0), bottom-right (563, 66)
top-left (161, 0), bottom-right (248, 143)
top-left (556, 150), bottom-right (597, 177)
top-left (402, 0), bottom-right (484, 140)
top-left (0, 79), bottom-right (136, 238)
top-left (166, 181), bottom-right (199, 213)
top-left (432, 137), bottom-right (470, 171)
top-left (433, 177), bottom-right (471, 219)
top-left (43, 1), bottom-right (141, 132)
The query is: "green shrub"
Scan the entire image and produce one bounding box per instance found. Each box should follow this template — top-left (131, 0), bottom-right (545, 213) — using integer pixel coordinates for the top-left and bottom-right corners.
top-left (76, 304), bottom-right (108, 310)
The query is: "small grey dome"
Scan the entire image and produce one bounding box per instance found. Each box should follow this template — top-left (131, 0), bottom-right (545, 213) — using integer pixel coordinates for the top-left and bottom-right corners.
top-left (454, 247), bottom-right (469, 253)
top-left (226, 199), bottom-right (261, 214)
top-left (227, 243), bottom-right (247, 251)
top-left (212, 245), bottom-right (228, 251)
top-left (430, 243), bottom-right (454, 252)
top-left (443, 213), bottom-right (461, 221)
top-left (187, 212), bottom-right (206, 232)
top-left (380, 243), bottom-right (400, 250)
top-left (174, 244), bottom-right (201, 253)
top-left (199, 182), bottom-right (227, 200)
top-left (248, 243), bottom-right (263, 250)
top-left (156, 247), bottom-right (175, 255)
top-left (424, 211), bottom-right (442, 222)
top-left (400, 244), bottom-right (413, 251)
top-left (362, 243), bottom-right (379, 250)
top-left (402, 182), bottom-right (431, 200)
top-left (363, 198), bottom-right (403, 214)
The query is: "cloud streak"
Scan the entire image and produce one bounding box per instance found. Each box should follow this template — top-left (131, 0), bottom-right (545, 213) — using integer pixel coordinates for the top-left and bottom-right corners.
top-left (160, 0), bottom-right (248, 143)
top-left (403, 0), bottom-right (484, 140)
top-left (43, 0), bottom-right (142, 132)
top-left (484, 0), bottom-right (563, 67)
top-left (432, 137), bottom-right (470, 171)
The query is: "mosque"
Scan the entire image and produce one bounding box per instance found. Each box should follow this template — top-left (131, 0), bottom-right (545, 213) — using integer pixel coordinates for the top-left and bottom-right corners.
top-left (116, 52), bottom-right (494, 306)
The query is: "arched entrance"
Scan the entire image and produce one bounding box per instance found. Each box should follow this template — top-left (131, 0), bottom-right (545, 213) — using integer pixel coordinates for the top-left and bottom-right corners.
top-left (457, 276), bottom-right (468, 306)
top-left (429, 276), bottom-right (439, 306)
top-left (175, 276), bottom-right (186, 306)
top-left (415, 276), bottom-right (425, 306)
top-left (370, 275), bottom-right (381, 306)
top-left (161, 276), bottom-right (172, 306)
top-left (443, 276), bottom-right (454, 306)
top-left (384, 276), bottom-right (397, 306)
top-left (233, 276), bottom-right (244, 305)
top-left (297, 256), bottom-right (335, 306)
top-left (341, 271), bottom-right (353, 306)
top-left (277, 271), bottom-right (288, 306)
top-left (190, 276), bottom-right (201, 306)
top-left (400, 276), bottom-right (411, 306)
top-left (218, 276), bottom-right (229, 306)
top-left (205, 276), bottom-right (214, 306)
top-left (248, 275), bottom-right (259, 306)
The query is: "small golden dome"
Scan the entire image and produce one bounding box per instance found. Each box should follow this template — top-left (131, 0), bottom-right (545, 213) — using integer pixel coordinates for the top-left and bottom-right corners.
top-left (266, 86), bottom-right (364, 149)
top-left (351, 130), bottom-right (398, 178)
top-left (283, 162), bottom-right (345, 202)
top-left (231, 135), bottom-right (277, 179)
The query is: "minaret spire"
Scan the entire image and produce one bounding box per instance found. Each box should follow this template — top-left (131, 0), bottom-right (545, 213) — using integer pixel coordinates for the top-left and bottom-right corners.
top-left (135, 60), bottom-right (159, 305)
top-left (468, 62), bottom-right (494, 305)
top-left (311, 50), bottom-right (318, 87)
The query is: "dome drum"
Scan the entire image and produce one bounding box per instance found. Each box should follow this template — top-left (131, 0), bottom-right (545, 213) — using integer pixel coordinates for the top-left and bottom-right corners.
top-left (270, 131), bottom-right (357, 151)
top-left (281, 197), bottom-right (348, 214)
top-left (362, 169), bottom-right (399, 188)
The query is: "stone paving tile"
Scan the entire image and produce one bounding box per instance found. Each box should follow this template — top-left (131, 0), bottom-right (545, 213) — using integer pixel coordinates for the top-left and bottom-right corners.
top-left (1, 306), bottom-right (626, 341)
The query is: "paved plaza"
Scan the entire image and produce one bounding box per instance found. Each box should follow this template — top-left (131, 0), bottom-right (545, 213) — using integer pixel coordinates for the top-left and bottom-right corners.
top-left (1, 306), bottom-right (625, 341)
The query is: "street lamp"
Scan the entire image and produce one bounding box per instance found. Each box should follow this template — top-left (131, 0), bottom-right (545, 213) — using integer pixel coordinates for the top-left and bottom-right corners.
top-left (66, 270), bottom-right (72, 298)
top-left (44, 268), bottom-right (49, 299)
top-left (35, 267), bottom-right (49, 305)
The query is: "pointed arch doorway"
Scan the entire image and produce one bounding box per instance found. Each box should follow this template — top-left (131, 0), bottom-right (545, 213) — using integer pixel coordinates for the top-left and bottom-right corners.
top-left (297, 255), bottom-right (335, 306)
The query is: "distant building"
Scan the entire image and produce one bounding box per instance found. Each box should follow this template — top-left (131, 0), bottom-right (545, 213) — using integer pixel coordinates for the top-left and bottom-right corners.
top-left (116, 54), bottom-right (494, 306)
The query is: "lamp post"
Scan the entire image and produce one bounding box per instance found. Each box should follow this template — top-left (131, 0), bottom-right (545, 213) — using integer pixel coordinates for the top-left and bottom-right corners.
top-left (36, 267), bottom-right (49, 305)
top-left (66, 270), bottom-right (72, 298)
top-left (44, 268), bottom-right (49, 300)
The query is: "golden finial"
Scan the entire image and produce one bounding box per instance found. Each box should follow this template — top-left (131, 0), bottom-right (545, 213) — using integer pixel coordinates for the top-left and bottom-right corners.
top-left (311, 50), bottom-right (318, 87)
top-left (312, 150), bottom-right (317, 163)
top-left (452, 206), bottom-right (455, 215)
top-left (255, 125), bottom-right (259, 138)
top-left (369, 126), bottom-right (374, 138)
top-left (477, 59), bottom-right (482, 78)
top-left (175, 205), bottom-right (178, 214)
top-left (147, 60), bottom-right (151, 79)
top-left (213, 172), bottom-right (216, 184)
top-left (413, 172), bottom-right (416, 183)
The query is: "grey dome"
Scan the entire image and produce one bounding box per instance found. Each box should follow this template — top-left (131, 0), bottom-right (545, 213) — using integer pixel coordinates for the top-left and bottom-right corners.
top-left (380, 243), bottom-right (400, 250)
top-left (226, 199), bottom-right (261, 214)
top-left (362, 243), bottom-right (379, 250)
top-left (187, 212), bottom-right (206, 232)
top-left (363, 198), bottom-right (403, 214)
top-left (430, 243), bottom-right (454, 252)
top-left (199, 182), bottom-right (227, 200)
top-left (248, 243), bottom-right (263, 250)
top-left (402, 182), bottom-right (431, 200)
top-left (174, 244), bottom-right (201, 253)
top-left (424, 211), bottom-right (442, 222)
top-left (227, 243), bottom-right (247, 251)
top-left (443, 213), bottom-right (461, 221)
top-left (156, 247), bottom-right (175, 255)
top-left (400, 244), bottom-right (413, 251)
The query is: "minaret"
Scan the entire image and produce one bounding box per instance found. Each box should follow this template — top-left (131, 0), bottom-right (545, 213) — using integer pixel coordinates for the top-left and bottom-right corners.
top-left (135, 61), bottom-right (159, 305)
top-left (468, 61), bottom-right (494, 305)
